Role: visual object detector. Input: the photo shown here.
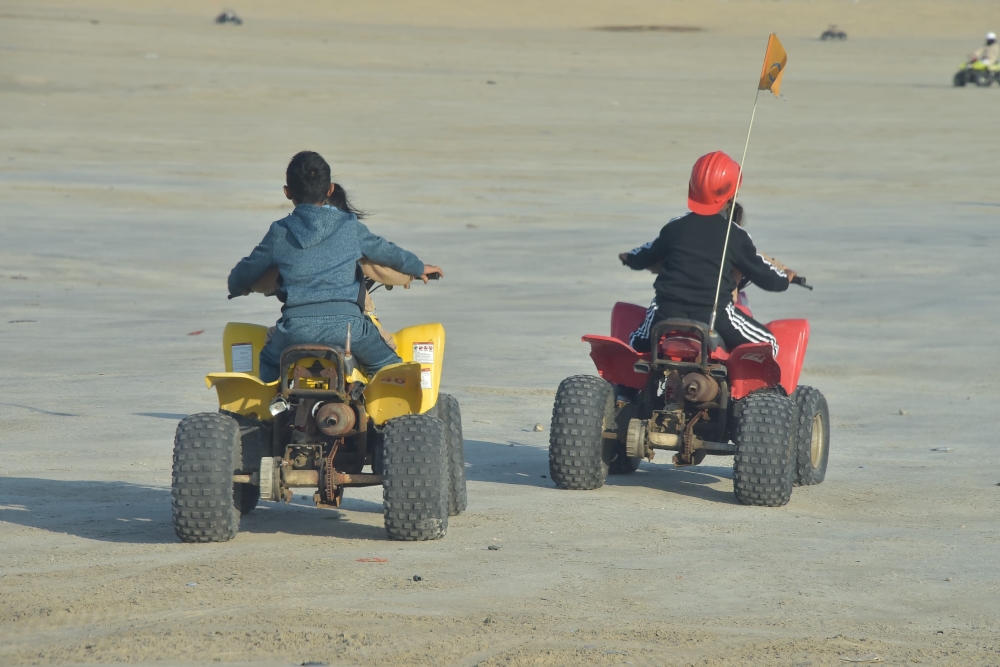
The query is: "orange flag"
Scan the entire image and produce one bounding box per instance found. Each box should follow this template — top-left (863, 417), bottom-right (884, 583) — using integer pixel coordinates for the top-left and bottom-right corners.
top-left (758, 34), bottom-right (787, 97)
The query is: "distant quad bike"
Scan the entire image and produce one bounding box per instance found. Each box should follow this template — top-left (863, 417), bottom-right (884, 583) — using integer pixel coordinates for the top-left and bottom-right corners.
top-left (820, 25), bottom-right (847, 41)
top-left (549, 293), bottom-right (829, 507)
top-left (171, 307), bottom-right (466, 543)
top-left (954, 60), bottom-right (1000, 87)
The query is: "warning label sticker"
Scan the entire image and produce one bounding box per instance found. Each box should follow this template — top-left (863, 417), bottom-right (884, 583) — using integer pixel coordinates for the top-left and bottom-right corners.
top-left (413, 342), bottom-right (435, 364)
top-left (420, 368), bottom-right (433, 389)
top-left (232, 343), bottom-right (254, 373)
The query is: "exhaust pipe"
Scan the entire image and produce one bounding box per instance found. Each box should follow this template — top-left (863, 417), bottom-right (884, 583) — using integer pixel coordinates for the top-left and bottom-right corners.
top-left (312, 402), bottom-right (356, 436)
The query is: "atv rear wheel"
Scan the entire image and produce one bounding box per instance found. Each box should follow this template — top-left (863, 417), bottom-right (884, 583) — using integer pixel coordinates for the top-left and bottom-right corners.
top-left (732, 392), bottom-right (797, 507)
top-left (792, 386), bottom-right (830, 486)
top-left (171, 413), bottom-right (242, 543)
top-left (435, 393), bottom-right (468, 516)
top-left (382, 414), bottom-right (450, 541)
top-left (549, 375), bottom-right (613, 490)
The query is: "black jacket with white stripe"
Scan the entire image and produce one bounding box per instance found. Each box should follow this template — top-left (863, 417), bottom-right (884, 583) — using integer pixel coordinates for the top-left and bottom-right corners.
top-left (624, 212), bottom-right (789, 313)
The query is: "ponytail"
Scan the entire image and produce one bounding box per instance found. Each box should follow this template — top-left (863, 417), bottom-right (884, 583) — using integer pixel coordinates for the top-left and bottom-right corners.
top-left (327, 183), bottom-right (368, 220)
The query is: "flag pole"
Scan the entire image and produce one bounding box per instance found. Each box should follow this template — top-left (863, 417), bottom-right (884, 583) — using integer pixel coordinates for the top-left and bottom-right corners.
top-left (707, 86), bottom-right (762, 333)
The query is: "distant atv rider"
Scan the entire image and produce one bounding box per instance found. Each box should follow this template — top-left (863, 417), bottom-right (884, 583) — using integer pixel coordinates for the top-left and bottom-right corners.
top-left (228, 151), bottom-right (442, 382)
top-left (620, 151), bottom-right (796, 355)
top-left (970, 32), bottom-right (999, 65)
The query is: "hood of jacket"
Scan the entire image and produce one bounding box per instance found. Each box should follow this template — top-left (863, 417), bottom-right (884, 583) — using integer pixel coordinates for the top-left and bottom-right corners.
top-left (284, 204), bottom-right (350, 249)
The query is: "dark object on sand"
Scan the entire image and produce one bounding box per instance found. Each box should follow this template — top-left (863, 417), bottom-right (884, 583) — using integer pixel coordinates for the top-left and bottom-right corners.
top-left (412, 575), bottom-right (423, 582)
top-left (821, 25), bottom-right (847, 41)
top-left (215, 10), bottom-right (243, 25)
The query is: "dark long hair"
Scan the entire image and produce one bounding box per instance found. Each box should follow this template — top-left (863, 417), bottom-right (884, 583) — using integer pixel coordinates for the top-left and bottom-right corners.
top-left (327, 183), bottom-right (367, 219)
top-left (732, 201), bottom-right (745, 227)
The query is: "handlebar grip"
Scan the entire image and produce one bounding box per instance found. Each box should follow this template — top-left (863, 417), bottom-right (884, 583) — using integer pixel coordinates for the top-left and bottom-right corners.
top-left (426, 272), bottom-right (441, 280)
top-left (791, 276), bottom-right (814, 291)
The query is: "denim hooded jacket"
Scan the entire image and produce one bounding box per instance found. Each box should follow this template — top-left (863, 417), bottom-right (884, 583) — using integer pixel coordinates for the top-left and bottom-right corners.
top-left (228, 204), bottom-right (424, 318)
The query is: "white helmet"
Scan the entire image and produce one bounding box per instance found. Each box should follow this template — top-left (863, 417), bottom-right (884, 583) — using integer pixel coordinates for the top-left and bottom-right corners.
top-left (988, 32), bottom-right (997, 42)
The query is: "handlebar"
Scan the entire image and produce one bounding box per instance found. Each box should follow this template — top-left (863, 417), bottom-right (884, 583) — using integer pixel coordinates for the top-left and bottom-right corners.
top-left (791, 276), bottom-right (813, 291)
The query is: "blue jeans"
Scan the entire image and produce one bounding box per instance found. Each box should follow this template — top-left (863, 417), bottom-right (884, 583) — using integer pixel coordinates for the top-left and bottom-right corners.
top-left (259, 314), bottom-right (401, 383)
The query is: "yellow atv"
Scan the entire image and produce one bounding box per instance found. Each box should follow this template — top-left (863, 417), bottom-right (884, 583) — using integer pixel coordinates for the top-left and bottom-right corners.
top-left (954, 59), bottom-right (1000, 87)
top-left (171, 275), bottom-right (465, 543)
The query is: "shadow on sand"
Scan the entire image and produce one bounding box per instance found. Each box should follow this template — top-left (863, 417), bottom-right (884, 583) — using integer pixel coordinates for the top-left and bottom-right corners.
top-left (464, 439), bottom-right (739, 505)
top-left (134, 412), bottom-right (188, 420)
top-left (0, 477), bottom-right (387, 544)
top-left (0, 402), bottom-right (78, 417)
top-left (0, 440), bottom-right (741, 543)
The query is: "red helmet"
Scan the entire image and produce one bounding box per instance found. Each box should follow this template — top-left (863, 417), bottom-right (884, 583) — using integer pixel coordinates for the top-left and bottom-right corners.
top-left (687, 151), bottom-right (742, 216)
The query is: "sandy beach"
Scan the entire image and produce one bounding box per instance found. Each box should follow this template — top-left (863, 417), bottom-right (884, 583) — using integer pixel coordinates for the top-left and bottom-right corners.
top-left (1, 1), bottom-right (999, 665)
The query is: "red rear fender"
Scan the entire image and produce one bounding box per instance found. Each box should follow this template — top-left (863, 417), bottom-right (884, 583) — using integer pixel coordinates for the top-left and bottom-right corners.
top-left (582, 335), bottom-right (649, 391)
top-left (766, 319), bottom-right (810, 395)
top-left (725, 343), bottom-right (782, 400)
top-left (610, 302), bottom-right (649, 344)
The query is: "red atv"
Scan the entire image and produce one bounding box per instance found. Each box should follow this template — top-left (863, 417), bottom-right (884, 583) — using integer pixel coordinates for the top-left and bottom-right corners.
top-left (548, 293), bottom-right (829, 507)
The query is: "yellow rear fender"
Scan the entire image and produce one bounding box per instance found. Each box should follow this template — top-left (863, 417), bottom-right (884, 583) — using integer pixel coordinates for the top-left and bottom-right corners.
top-left (363, 362), bottom-right (424, 425)
top-left (345, 366), bottom-right (369, 385)
top-left (208, 321), bottom-right (445, 423)
top-left (205, 373), bottom-right (279, 421)
top-left (390, 323), bottom-right (445, 414)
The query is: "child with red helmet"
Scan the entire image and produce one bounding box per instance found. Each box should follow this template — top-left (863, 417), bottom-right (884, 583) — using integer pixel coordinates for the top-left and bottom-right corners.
top-left (620, 151), bottom-right (795, 355)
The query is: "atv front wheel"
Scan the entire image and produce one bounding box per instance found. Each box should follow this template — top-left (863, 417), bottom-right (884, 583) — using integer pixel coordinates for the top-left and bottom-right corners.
top-left (732, 392), bottom-right (797, 507)
top-left (549, 375), bottom-right (613, 490)
top-left (382, 414), bottom-right (449, 541)
top-left (954, 71), bottom-right (967, 87)
top-left (435, 393), bottom-right (468, 516)
top-left (171, 413), bottom-right (242, 543)
top-left (792, 387), bottom-right (830, 486)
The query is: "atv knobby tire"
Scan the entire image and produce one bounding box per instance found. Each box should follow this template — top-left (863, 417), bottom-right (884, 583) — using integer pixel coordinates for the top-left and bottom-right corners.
top-left (792, 386), bottom-right (830, 486)
top-left (435, 392), bottom-right (468, 516)
top-left (172, 413), bottom-right (242, 542)
top-left (732, 392), bottom-right (797, 507)
top-left (382, 414), bottom-right (449, 541)
top-left (223, 411), bottom-right (270, 515)
top-left (549, 375), bottom-right (613, 490)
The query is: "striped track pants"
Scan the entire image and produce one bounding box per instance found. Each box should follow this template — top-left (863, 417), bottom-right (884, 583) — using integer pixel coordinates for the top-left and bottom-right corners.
top-left (629, 299), bottom-right (778, 357)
